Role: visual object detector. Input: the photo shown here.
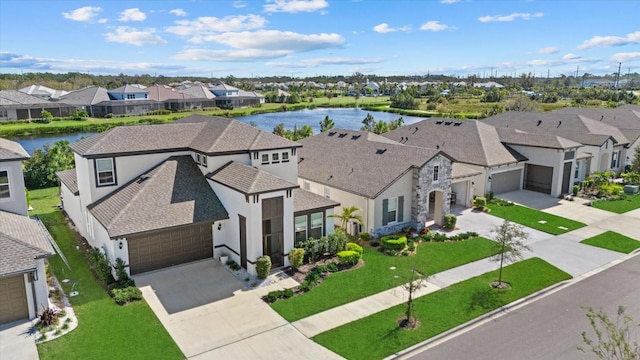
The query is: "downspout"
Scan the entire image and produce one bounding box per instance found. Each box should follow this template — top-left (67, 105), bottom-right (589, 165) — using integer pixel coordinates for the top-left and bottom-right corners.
top-left (30, 272), bottom-right (38, 317)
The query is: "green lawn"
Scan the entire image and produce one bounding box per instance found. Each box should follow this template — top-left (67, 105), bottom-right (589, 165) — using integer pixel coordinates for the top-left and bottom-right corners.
top-left (313, 258), bottom-right (572, 360)
top-left (31, 188), bottom-right (184, 360)
top-left (486, 202), bottom-right (586, 235)
top-left (271, 237), bottom-right (499, 322)
top-left (590, 194), bottom-right (640, 214)
top-left (580, 231), bottom-right (640, 254)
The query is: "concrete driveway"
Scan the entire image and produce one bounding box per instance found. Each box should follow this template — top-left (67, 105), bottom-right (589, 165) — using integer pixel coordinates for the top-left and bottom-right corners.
top-left (135, 259), bottom-right (342, 360)
top-left (0, 320), bottom-right (38, 360)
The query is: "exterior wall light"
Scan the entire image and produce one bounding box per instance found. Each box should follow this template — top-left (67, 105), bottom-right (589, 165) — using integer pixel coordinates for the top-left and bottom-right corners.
top-left (119, 241), bottom-right (123, 250)
top-left (218, 223), bottom-right (222, 231)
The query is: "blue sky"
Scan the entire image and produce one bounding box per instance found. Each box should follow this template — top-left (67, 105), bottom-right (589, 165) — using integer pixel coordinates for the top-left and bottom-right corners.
top-left (1, 0), bottom-right (639, 78)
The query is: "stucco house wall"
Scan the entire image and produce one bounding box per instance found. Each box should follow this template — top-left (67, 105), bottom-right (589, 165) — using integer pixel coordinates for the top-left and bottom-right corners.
top-left (0, 160), bottom-right (28, 215)
top-left (509, 145), bottom-right (570, 197)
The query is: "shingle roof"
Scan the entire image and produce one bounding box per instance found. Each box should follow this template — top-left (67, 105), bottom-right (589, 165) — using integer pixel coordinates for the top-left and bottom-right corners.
top-left (210, 83), bottom-right (240, 91)
top-left (58, 87), bottom-right (110, 105)
top-left (554, 107), bottom-right (640, 144)
top-left (70, 115), bottom-right (300, 157)
top-left (208, 161), bottom-right (299, 195)
top-left (18, 85), bottom-right (70, 99)
top-left (293, 188), bottom-right (340, 213)
top-left (298, 129), bottom-right (447, 198)
top-left (88, 156), bottom-right (228, 238)
top-left (451, 163), bottom-right (482, 180)
top-left (56, 169), bottom-right (79, 195)
top-left (483, 112), bottom-right (629, 146)
top-left (0, 137), bottom-right (29, 162)
top-left (496, 127), bottom-right (583, 150)
top-left (146, 84), bottom-right (197, 101)
top-left (0, 211), bottom-right (55, 276)
top-left (108, 84), bottom-right (148, 94)
top-left (177, 85), bottom-right (216, 99)
top-left (0, 90), bottom-right (50, 105)
top-left (383, 118), bottom-right (525, 167)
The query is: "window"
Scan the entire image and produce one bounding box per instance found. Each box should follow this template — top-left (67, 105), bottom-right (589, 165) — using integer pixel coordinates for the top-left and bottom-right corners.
top-left (261, 154), bottom-right (269, 165)
top-left (324, 187), bottom-right (330, 199)
top-left (127, 94), bottom-right (135, 99)
top-left (387, 197), bottom-right (398, 224)
top-left (196, 153), bottom-right (201, 165)
top-left (282, 152), bottom-right (289, 162)
top-left (383, 196), bottom-right (404, 226)
top-left (303, 181), bottom-right (310, 191)
top-left (272, 153), bottom-right (279, 163)
top-left (295, 215), bottom-right (307, 243)
top-left (564, 151), bottom-right (575, 160)
top-left (95, 158), bottom-right (116, 186)
top-left (310, 212), bottom-right (323, 239)
top-left (611, 151), bottom-right (617, 168)
top-left (202, 155), bottom-right (207, 167)
top-left (0, 170), bottom-right (10, 198)
top-left (433, 165), bottom-right (439, 182)
top-left (0, 108), bottom-right (7, 118)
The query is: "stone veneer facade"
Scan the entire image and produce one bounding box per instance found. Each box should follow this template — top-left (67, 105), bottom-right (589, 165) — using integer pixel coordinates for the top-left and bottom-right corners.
top-left (412, 154), bottom-right (452, 231)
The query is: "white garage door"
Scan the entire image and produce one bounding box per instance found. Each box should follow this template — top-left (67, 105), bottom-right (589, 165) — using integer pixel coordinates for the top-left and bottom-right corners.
top-left (491, 170), bottom-right (522, 194)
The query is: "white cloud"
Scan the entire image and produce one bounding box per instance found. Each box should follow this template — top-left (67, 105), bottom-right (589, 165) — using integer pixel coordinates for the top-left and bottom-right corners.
top-left (166, 14), bottom-right (267, 38)
top-left (537, 46), bottom-right (559, 54)
top-left (196, 30), bottom-right (344, 51)
top-left (169, 9), bottom-right (187, 17)
top-left (373, 23), bottom-right (411, 33)
top-left (104, 27), bottom-right (167, 46)
top-left (562, 53), bottom-right (580, 60)
top-left (62, 6), bottom-right (102, 22)
top-left (233, 1), bottom-right (247, 8)
top-left (174, 48), bottom-right (290, 61)
top-left (420, 21), bottom-right (449, 31)
top-left (611, 52), bottom-right (640, 62)
top-left (264, 0), bottom-right (328, 13)
top-left (118, 8), bottom-right (146, 22)
top-left (527, 54), bottom-right (600, 67)
top-left (267, 57), bottom-right (385, 68)
top-left (578, 31), bottom-right (640, 49)
top-left (478, 12), bottom-right (543, 23)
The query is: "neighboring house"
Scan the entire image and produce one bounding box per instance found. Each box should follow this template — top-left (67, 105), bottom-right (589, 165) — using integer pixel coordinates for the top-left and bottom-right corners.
top-left (1, 138), bottom-right (55, 325)
top-left (362, 80), bottom-right (380, 96)
top-left (57, 115), bottom-right (337, 276)
top-left (57, 86), bottom-right (111, 117)
top-left (472, 81), bottom-right (505, 89)
top-left (297, 129), bottom-right (466, 237)
top-left (146, 84), bottom-right (203, 111)
top-left (0, 90), bottom-right (75, 120)
top-left (554, 107), bottom-right (640, 167)
top-left (18, 85), bottom-right (69, 100)
top-left (210, 83), bottom-right (240, 97)
top-left (483, 112), bottom-right (630, 176)
top-left (107, 84), bottom-right (149, 100)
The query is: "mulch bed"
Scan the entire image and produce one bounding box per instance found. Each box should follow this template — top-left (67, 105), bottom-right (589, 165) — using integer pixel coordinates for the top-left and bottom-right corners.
top-left (284, 256), bottom-right (364, 284)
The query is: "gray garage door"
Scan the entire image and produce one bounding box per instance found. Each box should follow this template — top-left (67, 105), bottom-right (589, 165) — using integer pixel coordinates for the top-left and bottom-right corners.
top-left (0, 274), bottom-right (29, 324)
top-left (128, 223), bottom-right (213, 275)
top-left (491, 169), bottom-right (522, 194)
top-left (525, 164), bottom-right (553, 194)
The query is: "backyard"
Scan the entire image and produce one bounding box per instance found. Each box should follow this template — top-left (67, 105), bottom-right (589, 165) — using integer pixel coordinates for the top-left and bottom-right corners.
top-left (271, 237), bottom-right (499, 322)
top-left (31, 187), bottom-right (184, 360)
top-left (485, 200), bottom-right (586, 235)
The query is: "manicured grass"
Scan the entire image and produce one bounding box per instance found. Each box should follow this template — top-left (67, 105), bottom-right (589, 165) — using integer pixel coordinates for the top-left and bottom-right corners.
top-left (486, 202), bottom-right (586, 234)
top-left (590, 194), bottom-right (640, 214)
top-left (271, 237), bottom-right (499, 322)
top-left (580, 231), bottom-right (640, 254)
top-left (31, 188), bottom-right (184, 360)
top-left (313, 258), bottom-right (572, 360)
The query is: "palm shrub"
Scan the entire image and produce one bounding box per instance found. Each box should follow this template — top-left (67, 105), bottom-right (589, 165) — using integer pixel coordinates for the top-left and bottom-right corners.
top-left (113, 258), bottom-right (135, 288)
top-left (256, 255), bottom-right (272, 279)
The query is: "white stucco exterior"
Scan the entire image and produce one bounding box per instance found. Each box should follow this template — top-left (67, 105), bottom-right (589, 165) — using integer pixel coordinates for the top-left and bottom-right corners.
top-left (0, 161), bottom-right (28, 216)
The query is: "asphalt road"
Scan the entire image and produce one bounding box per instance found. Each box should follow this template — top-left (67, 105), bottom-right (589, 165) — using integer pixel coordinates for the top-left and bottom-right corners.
top-left (404, 254), bottom-right (640, 360)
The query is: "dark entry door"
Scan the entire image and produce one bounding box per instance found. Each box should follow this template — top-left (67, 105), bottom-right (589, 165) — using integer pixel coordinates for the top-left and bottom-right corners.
top-left (262, 197), bottom-right (284, 268)
top-left (562, 162), bottom-right (572, 195)
top-left (239, 215), bottom-right (247, 269)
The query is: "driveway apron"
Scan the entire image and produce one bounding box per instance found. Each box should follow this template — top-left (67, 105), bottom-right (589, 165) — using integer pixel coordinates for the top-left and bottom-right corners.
top-left (0, 320), bottom-right (38, 360)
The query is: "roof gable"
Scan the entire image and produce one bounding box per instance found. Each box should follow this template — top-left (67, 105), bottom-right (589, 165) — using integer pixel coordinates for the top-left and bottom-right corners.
top-left (0, 137), bottom-right (29, 161)
top-left (208, 161), bottom-right (298, 195)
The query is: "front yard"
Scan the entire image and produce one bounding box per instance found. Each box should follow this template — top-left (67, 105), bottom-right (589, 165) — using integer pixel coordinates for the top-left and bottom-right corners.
top-left (486, 201), bottom-right (586, 235)
top-left (271, 237), bottom-right (499, 322)
top-left (31, 188), bottom-right (184, 360)
top-left (590, 194), bottom-right (640, 214)
top-left (580, 231), bottom-right (640, 254)
top-left (313, 258), bottom-right (572, 360)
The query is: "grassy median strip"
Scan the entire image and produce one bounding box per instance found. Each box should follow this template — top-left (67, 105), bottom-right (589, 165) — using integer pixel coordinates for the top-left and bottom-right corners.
top-left (313, 257), bottom-right (571, 360)
top-left (580, 231), bottom-right (640, 254)
top-left (271, 237), bottom-right (499, 322)
top-left (32, 188), bottom-right (184, 360)
top-left (486, 202), bottom-right (586, 235)
top-left (590, 194), bottom-right (640, 214)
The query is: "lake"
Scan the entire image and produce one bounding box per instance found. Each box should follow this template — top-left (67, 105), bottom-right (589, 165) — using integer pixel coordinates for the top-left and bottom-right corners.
top-left (10, 108), bottom-right (424, 154)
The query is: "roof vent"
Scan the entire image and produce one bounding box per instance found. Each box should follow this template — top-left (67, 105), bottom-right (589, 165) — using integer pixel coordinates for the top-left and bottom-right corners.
top-left (436, 145), bottom-right (439, 149)
top-left (413, 127), bottom-right (419, 134)
top-left (444, 121), bottom-right (453, 125)
top-left (351, 134), bottom-right (361, 140)
top-left (136, 175), bottom-right (149, 184)
top-left (328, 131), bottom-right (337, 136)
top-left (537, 120), bottom-right (542, 126)
top-left (338, 132), bottom-right (348, 138)
top-left (400, 136), bottom-right (405, 142)
top-left (454, 122), bottom-right (462, 126)
top-left (600, 115), bottom-right (604, 121)
top-left (435, 120), bottom-right (444, 125)
top-left (557, 121), bottom-right (562, 128)
top-left (376, 148), bottom-right (387, 155)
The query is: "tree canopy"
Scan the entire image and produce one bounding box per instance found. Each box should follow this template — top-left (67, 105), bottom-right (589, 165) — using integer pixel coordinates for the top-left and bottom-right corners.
top-left (24, 140), bottom-right (75, 189)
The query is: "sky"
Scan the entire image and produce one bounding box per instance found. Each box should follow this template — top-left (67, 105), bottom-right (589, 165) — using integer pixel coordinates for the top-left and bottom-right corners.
top-left (1, 0), bottom-right (639, 78)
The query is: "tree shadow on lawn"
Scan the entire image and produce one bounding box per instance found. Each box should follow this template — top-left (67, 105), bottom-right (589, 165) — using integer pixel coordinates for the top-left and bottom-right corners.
top-left (466, 287), bottom-right (505, 313)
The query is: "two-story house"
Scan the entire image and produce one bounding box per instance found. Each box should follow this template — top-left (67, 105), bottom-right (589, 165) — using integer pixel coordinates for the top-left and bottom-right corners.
top-left (57, 115), bottom-right (337, 276)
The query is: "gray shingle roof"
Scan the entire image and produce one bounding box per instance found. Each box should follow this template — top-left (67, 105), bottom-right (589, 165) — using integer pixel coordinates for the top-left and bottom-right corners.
top-left (177, 85), bottom-right (216, 99)
top-left (383, 118), bottom-right (525, 167)
top-left (0, 138), bottom-right (29, 162)
top-left (483, 112), bottom-right (629, 146)
top-left (56, 169), bottom-right (79, 195)
top-left (298, 129), bottom-right (446, 198)
top-left (451, 163), bottom-right (482, 180)
top-left (108, 84), bottom-right (148, 94)
top-left (0, 90), bottom-right (50, 105)
top-left (554, 107), bottom-right (640, 144)
top-left (208, 161), bottom-right (299, 195)
top-left (496, 127), bottom-right (583, 150)
top-left (0, 211), bottom-right (55, 276)
top-left (293, 188), bottom-right (340, 213)
top-left (57, 87), bottom-right (110, 105)
top-left (88, 156), bottom-right (228, 238)
top-left (70, 115), bottom-right (300, 157)
top-left (146, 84), bottom-right (197, 101)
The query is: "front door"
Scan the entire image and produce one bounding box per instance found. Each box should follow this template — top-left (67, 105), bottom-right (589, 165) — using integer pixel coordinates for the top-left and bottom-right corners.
top-left (562, 162), bottom-right (572, 195)
top-left (239, 215), bottom-right (247, 269)
top-left (262, 197), bottom-right (284, 268)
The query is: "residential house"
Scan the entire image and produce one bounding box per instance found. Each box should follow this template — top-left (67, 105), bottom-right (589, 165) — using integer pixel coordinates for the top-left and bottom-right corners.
top-left (57, 115), bottom-right (337, 276)
top-left (1, 138), bottom-right (55, 324)
top-left (18, 85), bottom-right (69, 100)
top-left (0, 90), bottom-right (75, 120)
top-left (107, 84), bottom-right (149, 100)
top-left (56, 86), bottom-right (111, 117)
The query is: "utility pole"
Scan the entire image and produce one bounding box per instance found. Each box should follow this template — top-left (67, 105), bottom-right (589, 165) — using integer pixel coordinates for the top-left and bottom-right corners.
top-left (615, 62), bottom-right (622, 88)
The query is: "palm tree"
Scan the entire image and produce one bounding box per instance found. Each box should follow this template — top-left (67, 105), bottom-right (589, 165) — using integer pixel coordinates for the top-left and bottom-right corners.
top-left (319, 115), bottom-right (335, 132)
top-left (328, 206), bottom-right (365, 231)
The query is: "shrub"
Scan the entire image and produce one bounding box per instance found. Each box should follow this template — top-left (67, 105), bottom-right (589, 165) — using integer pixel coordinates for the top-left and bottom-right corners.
top-left (264, 289), bottom-right (294, 303)
top-left (38, 306), bottom-right (58, 327)
top-left (87, 247), bottom-right (114, 285)
top-left (256, 255), bottom-right (272, 279)
top-left (599, 183), bottom-right (623, 197)
top-left (288, 248), bottom-right (305, 270)
top-left (485, 191), bottom-right (494, 202)
top-left (573, 184), bottom-right (580, 196)
top-left (111, 286), bottom-right (142, 305)
top-left (358, 232), bottom-right (371, 242)
top-left (473, 196), bottom-right (487, 209)
top-left (346, 242), bottom-right (363, 256)
top-left (443, 214), bottom-right (457, 230)
top-left (337, 250), bottom-right (361, 265)
top-left (113, 258), bottom-right (135, 288)
top-left (381, 235), bottom-right (407, 250)
top-left (370, 240), bottom-right (380, 247)
top-left (326, 229), bottom-right (348, 255)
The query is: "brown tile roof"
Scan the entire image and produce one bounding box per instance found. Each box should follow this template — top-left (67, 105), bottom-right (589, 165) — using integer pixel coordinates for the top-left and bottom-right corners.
top-left (70, 115), bottom-right (299, 157)
top-left (496, 127), bottom-right (583, 150)
top-left (0, 211), bottom-right (55, 276)
top-left (298, 129), bottom-right (447, 198)
top-left (56, 169), bottom-right (79, 195)
top-left (383, 118), bottom-right (525, 167)
top-left (0, 138), bottom-right (29, 162)
top-left (483, 112), bottom-right (629, 146)
top-left (88, 156), bottom-right (228, 238)
top-left (208, 161), bottom-right (299, 195)
top-left (294, 188), bottom-right (340, 213)
top-left (451, 163), bottom-right (482, 180)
